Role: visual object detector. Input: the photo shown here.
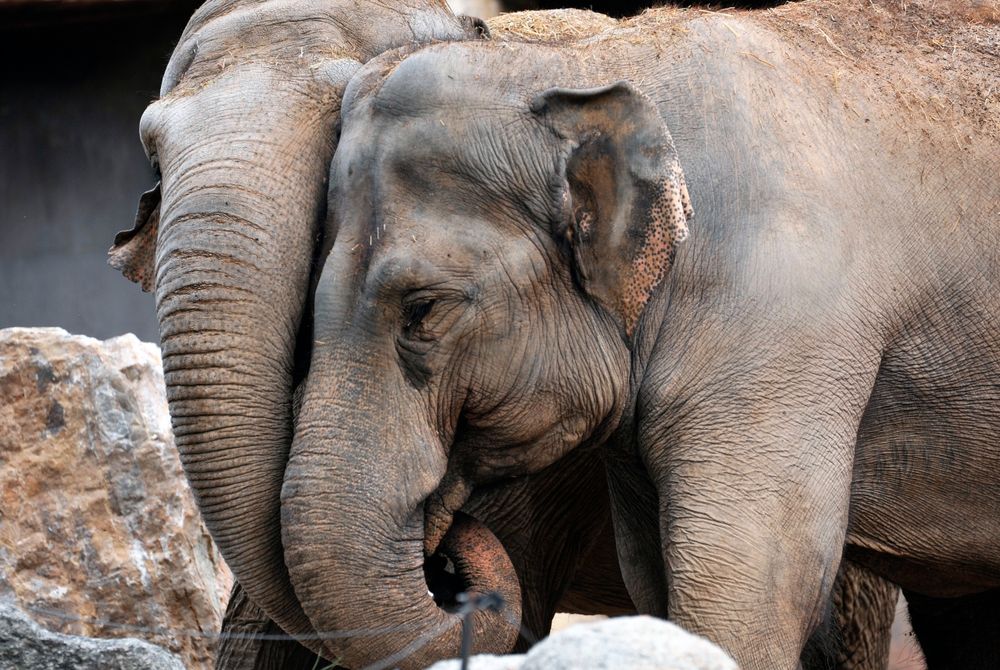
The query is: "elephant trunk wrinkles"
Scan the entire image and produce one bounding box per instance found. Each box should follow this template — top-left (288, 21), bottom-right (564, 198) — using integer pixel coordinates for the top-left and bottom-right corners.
top-left (281, 353), bottom-right (521, 669)
top-left (155, 141), bottom-right (330, 642)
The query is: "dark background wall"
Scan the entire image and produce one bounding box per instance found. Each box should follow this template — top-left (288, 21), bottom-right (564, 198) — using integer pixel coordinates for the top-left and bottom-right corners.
top-left (0, 3), bottom-right (199, 343)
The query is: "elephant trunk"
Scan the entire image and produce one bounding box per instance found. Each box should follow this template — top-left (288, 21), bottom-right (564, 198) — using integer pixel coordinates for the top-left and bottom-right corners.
top-left (281, 347), bottom-right (521, 668)
top-left (154, 91), bottom-right (336, 640)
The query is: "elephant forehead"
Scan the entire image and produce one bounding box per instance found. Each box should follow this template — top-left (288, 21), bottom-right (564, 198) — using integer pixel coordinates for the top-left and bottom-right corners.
top-left (166, 0), bottom-right (465, 97)
top-left (351, 45), bottom-right (529, 120)
top-left (335, 109), bottom-right (557, 240)
top-left (356, 73), bottom-right (561, 185)
top-left (183, 0), bottom-right (453, 53)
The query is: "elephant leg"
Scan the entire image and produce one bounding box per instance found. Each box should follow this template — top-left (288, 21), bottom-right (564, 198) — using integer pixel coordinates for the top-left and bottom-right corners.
top-left (638, 352), bottom-right (878, 668)
top-left (800, 560), bottom-right (898, 670)
top-left (651, 433), bottom-right (853, 668)
top-left (829, 561), bottom-right (898, 670)
top-left (216, 581), bottom-right (329, 670)
top-left (903, 587), bottom-right (1000, 670)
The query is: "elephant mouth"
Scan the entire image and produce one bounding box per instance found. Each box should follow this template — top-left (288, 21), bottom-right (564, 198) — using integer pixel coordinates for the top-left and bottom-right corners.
top-left (423, 511), bottom-right (518, 614)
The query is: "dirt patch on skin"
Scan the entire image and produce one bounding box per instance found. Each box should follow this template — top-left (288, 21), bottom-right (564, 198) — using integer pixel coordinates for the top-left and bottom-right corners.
top-left (488, 6), bottom-right (697, 45)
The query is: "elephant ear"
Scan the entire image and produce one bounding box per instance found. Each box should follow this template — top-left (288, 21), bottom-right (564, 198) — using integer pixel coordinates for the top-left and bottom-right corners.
top-left (108, 182), bottom-right (160, 292)
top-left (531, 82), bottom-right (692, 338)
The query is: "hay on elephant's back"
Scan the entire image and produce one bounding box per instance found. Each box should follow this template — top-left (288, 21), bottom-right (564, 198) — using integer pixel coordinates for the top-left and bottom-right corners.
top-left (487, 9), bottom-right (618, 43)
top-left (753, 0), bottom-right (1000, 139)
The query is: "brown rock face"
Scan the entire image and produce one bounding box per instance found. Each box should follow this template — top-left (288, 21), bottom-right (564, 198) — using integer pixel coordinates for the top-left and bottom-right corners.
top-left (0, 327), bottom-right (233, 670)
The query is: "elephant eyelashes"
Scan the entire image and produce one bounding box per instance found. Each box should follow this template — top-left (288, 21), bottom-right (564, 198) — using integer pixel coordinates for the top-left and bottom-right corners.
top-left (397, 299), bottom-right (436, 388)
top-left (403, 299), bottom-right (436, 340)
top-left (399, 290), bottom-right (472, 349)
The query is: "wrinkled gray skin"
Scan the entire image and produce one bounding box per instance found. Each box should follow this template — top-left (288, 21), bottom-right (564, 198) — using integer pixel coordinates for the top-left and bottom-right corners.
top-left (217, 475), bottom-right (897, 670)
top-left (216, 449), bottom-right (635, 668)
top-left (107, 0), bottom-right (485, 653)
top-left (298, 4), bottom-right (1000, 669)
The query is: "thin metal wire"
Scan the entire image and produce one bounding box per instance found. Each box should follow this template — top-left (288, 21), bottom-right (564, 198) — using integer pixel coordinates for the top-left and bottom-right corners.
top-left (457, 592), bottom-right (505, 670)
top-left (23, 592), bottom-right (545, 670)
top-left (26, 604), bottom-right (433, 640)
top-left (359, 615), bottom-right (461, 670)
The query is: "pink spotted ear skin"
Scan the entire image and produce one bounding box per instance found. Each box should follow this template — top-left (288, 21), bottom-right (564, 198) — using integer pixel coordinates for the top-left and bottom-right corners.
top-left (620, 161), bottom-right (692, 337)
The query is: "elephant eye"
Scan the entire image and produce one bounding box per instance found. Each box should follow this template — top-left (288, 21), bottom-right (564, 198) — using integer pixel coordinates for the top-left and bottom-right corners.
top-left (403, 299), bottom-right (436, 339)
top-left (399, 288), bottom-right (473, 346)
top-left (397, 298), bottom-right (438, 386)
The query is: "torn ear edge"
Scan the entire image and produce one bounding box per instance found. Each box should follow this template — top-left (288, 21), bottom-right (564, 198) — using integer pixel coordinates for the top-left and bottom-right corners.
top-left (108, 181), bottom-right (160, 293)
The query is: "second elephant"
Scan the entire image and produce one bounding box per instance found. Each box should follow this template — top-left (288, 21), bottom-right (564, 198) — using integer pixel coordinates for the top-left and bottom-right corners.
top-left (286, 1), bottom-right (998, 668)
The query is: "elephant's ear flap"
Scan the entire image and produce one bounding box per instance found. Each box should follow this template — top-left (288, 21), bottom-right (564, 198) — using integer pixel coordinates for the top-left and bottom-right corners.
top-left (108, 182), bottom-right (160, 293)
top-left (531, 82), bottom-right (692, 338)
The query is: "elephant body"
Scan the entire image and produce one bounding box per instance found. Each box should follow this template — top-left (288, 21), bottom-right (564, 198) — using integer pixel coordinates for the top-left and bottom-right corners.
top-left (297, 0), bottom-right (999, 668)
top-left (111, 1), bottom-right (939, 668)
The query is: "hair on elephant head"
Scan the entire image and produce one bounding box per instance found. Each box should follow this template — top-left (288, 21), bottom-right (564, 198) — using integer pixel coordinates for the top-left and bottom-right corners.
top-left (106, 0), bottom-right (486, 652)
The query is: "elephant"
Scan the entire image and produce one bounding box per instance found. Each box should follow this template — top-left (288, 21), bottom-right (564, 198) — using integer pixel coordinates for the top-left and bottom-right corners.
top-left (107, 1), bottom-right (903, 668)
top-left (287, 0), bottom-right (999, 668)
top-left (106, 0), bottom-right (488, 654)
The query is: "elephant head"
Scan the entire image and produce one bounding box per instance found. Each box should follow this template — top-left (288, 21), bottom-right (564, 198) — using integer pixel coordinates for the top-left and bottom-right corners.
top-left (108, 0), bottom-right (484, 647)
top-left (282, 44), bottom-right (692, 667)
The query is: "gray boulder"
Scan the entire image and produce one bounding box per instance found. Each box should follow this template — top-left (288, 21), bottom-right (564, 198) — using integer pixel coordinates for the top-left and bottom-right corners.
top-left (0, 601), bottom-right (184, 670)
top-left (428, 615), bottom-right (738, 670)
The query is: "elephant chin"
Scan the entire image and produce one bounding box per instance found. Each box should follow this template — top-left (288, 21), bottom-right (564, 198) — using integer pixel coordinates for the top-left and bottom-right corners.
top-left (424, 511), bottom-right (521, 616)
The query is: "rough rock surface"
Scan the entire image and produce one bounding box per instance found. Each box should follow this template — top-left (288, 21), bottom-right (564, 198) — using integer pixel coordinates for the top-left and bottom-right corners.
top-left (0, 601), bottom-right (184, 670)
top-left (428, 615), bottom-right (738, 670)
top-left (0, 328), bottom-right (233, 669)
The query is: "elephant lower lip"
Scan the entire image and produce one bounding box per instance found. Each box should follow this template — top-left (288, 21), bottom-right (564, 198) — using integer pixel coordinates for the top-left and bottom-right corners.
top-left (422, 511), bottom-right (515, 613)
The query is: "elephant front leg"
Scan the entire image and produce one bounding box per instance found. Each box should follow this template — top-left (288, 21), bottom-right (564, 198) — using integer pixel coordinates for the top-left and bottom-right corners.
top-left (659, 447), bottom-right (851, 667)
top-left (641, 383), bottom-right (867, 669)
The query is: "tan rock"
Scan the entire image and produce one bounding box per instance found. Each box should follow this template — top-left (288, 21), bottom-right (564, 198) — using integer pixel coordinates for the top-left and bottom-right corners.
top-left (0, 328), bottom-right (233, 670)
